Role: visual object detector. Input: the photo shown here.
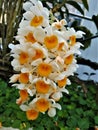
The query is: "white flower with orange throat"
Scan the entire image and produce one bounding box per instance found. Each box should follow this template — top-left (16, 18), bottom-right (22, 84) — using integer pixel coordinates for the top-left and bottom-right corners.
top-left (9, 0), bottom-right (84, 120)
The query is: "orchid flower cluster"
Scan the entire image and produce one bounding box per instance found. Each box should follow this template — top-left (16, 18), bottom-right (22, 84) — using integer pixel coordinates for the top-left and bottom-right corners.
top-left (9, 0), bottom-right (84, 121)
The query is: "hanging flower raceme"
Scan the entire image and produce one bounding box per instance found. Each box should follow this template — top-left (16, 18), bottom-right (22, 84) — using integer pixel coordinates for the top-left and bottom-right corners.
top-left (9, 0), bottom-right (84, 120)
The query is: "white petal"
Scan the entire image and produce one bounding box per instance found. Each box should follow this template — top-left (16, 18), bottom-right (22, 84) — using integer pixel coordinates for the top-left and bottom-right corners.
top-left (21, 68), bottom-right (29, 73)
top-left (33, 27), bottom-right (45, 43)
top-left (30, 0), bottom-right (38, 5)
top-left (55, 72), bottom-right (66, 80)
top-left (31, 58), bottom-right (42, 66)
top-left (20, 104), bottom-right (29, 111)
top-left (23, 11), bottom-right (34, 20)
top-left (27, 89), bottom-right (35, 96)
top-left (76, 31), bottom-right (85, 38)
top-left (11, 59), bottom-right (21, 71)
top-left (51, 92), bottom-right (62, 100)
top-left (9, 43), bottom-right (15, 50)
top-left (19, 20), bottom-right (29, 28)
top-left (23, 2), bottom-right (32, 11)
top-left (48, 108), bottom-right (56, 117)
top-left (51, 61), bottom-right (60, 72)
top-left (17, 84), bottom-right (25, 89)
top-left (9, 74), bottom-right (19, 83)
top-left (67, 78), bottom-right (71, 85)
top-left (52, 103), bottom-right (62, 110)
top-left (61, 88), bottom-right (69, 94)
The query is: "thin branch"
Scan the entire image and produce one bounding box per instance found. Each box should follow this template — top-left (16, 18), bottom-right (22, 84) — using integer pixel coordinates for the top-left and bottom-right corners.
top-left (68, 12), bottom-right (92, 21)
top-left (78, 34), bottom-right (98, 42)
top-left (77, 57), bottom-right (98, 70)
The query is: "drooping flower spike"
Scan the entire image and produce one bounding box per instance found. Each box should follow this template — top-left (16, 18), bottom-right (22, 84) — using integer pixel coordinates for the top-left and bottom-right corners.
top-left (9, 0), bottom-right (84, 120)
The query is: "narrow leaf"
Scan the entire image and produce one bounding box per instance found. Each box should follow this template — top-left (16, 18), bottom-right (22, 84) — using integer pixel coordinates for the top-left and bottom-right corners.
top-left (82, 0), bottom-right (89, 10)
top-left (83, 72), bottom-right (89, 75)
top-left (92, 15), bottom-right (98, 30)
top-left (90, 73), bottom-right (96, 76)
top-left (66, 0), bottom-right (84, 15)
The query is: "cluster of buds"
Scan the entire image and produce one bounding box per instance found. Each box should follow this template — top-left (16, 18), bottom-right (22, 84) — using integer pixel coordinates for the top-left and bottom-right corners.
top-left (9, 0), bottom-right (84, 120)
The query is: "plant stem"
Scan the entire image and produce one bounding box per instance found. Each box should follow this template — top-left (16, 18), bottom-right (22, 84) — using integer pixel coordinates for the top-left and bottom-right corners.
top-left (79, 34), bottom-right (98, 42)
top-left (52, 0), bottom-right (67, 13)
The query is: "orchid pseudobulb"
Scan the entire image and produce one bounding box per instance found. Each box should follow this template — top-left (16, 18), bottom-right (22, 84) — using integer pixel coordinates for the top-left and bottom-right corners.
top-left (9, 0), bottom-right (84, 120)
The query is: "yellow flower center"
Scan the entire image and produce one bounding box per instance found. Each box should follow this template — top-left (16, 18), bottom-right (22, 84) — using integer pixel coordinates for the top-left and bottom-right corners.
top-left (35, 80), bottom-right (50, 94)
top-left (19, 52), bottom-right (29, 65)
top-left (19, 89), bottom-right (28, 102)
top-left (57, 77), bottom-right (67, 88)
top-left (64, 54), bottom-right (74, 65)
top-left (57, 42), bottom-right (64, 51)
top-left (44, 35), bottom-right (58, 49)
top-left (32, 49), bottom-right (44, 60)
top-left (26, 109), bottom-right (39, 120)
top-left (36, 98), bottom-right (50, 112)
top-left (54, 23), bottom-right (62, 29)
top-left (19, 73), bottom-right (29, 84)
top-left (69, 35), bottom-right (76, 46)
top-left (25, 32), bottom-right (36, 43)
top-left (30, 15), bottom-right (44, 27)
top-left (37, 62), bottom-right (52, 77)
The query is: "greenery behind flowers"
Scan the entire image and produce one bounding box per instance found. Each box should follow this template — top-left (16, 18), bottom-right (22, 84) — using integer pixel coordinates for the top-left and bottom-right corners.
top-left (0, 78), bottom-right (98, 130)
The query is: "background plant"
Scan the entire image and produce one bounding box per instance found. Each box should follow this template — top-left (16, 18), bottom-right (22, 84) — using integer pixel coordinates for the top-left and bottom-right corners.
top-left (0, 78), bottom-right (98, 130)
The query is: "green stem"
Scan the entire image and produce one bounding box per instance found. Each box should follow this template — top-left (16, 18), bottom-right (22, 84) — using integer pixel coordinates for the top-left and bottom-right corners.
top-left (52, 0), bottom-right (67, 13)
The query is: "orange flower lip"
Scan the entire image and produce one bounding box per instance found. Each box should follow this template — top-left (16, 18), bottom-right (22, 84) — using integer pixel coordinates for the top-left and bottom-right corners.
top-left (19, 73), bottom-right (29, 84)
top-left (57, 77), bottom-right (67, 87)
top-left (25, 32), bottom-right (36, 43)
top-left (57, 42), bottom-right (64, 51)
top-left (19, 52), bottom-right (29, 65)
top-left (36, 98), bottom-right (50, 112)
top-left (64, 54), bottom-right (74, 65)
top-left (32, 49), bottom-right (44, 60)
top-left (26, 109), bottom-right (39, 120)
top-left (19, 89), bottom-right (28, 102)
top-left (30, 15), bottom-right (44, 27)
top-left (35, 80), bottom-right (50, 94)
top-left (44, 35), bottom-right (58, 49)
top-left (37, 62), bottom-right (52, 77)
top-left (69, 35), bottom-right (76, 46)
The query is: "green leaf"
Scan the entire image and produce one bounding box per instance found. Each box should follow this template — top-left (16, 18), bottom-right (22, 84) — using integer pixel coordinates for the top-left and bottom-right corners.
top-left (79, 97), bottom-right (86, 105)
top-left (76, 108), bottom-right (83, 115)
top-left (33, 126), bottom-right (44, 130)
top-left (82, 0), bottom-right (89, 10)
top-left (78, 118), bottom-right (89, 129)
top-left (66, 1), bottom-right (84, 15)
top-left (66, 116), bottom-right (77, 128)
top-left (94, 116), bottom-right (98, 125)
top-left (75, 26), bottom-right (93, 49)
top-left (12, 119), bottom-right (21, 128)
